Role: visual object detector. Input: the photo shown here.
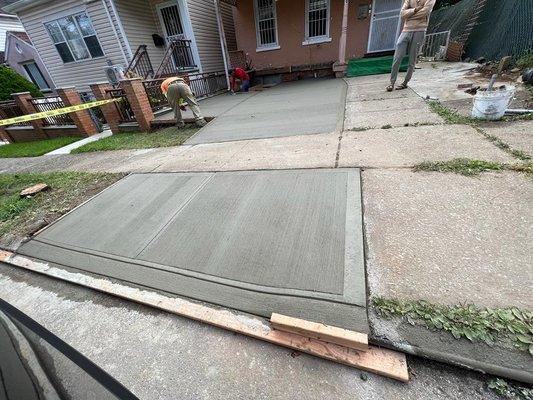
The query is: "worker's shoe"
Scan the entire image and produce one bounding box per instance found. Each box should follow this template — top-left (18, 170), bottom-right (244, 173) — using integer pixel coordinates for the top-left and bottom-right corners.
top-left (176, 122), bottom-right (186, 129)
top-left (195, 118), bottom-right (207, 127)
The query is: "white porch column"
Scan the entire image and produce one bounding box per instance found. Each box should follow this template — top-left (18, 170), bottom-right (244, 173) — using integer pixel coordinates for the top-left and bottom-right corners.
top-left (333, 0), bottom-right (350, 78)
top-left (214, 0), bottom-right (231, 90)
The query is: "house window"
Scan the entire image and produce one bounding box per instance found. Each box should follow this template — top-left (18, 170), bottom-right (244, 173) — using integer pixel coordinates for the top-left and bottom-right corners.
top-left (306, 0), bottom-right (330, 41)
top-left (254, 0), bottom-right (278, 49)
top-left (45, 12), bottom-right (104, 63)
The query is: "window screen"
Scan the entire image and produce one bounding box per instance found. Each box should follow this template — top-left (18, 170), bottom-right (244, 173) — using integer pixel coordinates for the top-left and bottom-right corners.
top-left (255, 0), bottom-right (277, 47)
top-left (45, 12), bottom-right (104, 63)
top-left (307, 0), bottom-right (329, 39)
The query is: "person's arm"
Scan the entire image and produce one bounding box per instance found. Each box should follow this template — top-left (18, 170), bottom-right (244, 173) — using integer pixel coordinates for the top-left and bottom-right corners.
top-left (413, 0), bottom-right (436, 18)
top-left (400, 0), bottom-right (415, 20)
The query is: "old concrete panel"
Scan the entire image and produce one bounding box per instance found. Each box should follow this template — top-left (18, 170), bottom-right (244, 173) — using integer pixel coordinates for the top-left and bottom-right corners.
top-left (19, 169), bottom-right (368, 332)
top-left (186, 79), bottom-right (346, 144)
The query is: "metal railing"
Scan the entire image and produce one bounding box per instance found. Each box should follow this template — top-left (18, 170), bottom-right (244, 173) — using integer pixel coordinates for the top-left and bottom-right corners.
top-left (106, 88), bottom-right (135, 123)
top-left (154, 39), bottom-right (197, 78)
top-left (142, 71), bottom-right (228, 113)
top-left (421, 31), bottom-right (451, 60)
top-left (29, 97), bottom-right (74, 126)
top-left (0, 100), bottom-right (30, 127)
top-left (124, 45), bottom-right (154, 79)
top-left (80, 92), bottom-right (105, 132)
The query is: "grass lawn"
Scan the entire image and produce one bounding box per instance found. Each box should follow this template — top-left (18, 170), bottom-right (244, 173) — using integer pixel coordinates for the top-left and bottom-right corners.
top-left (71, 126), bottom-right (198, 153)
top-left (0, 136), bottom-right (81, 158)
top-left (0, 172), bottom-right (122, 248)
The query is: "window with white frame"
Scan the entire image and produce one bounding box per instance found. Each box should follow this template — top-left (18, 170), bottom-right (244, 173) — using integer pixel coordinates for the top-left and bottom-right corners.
top-left (306, 0), bottom-right (330, 41)
top-left (45, 12), bottom-right (104, 63)
top-left (254, 0), bottom-right (278, 49)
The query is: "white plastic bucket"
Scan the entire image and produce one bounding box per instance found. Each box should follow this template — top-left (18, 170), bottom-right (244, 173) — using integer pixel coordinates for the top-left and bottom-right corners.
top-left (472, 86), bottom-right (515, 120)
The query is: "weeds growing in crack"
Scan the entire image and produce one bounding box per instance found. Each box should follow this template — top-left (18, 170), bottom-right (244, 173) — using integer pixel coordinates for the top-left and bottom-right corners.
top-left (413, 159), bottom-right (504, 176)
top-left (373, 298), bottom-right (533, 353)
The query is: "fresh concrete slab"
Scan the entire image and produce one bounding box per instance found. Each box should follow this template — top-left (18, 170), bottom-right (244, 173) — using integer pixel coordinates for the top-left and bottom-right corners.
top-left (18, 169), bottom-right (368, 332)
top-left (363, 169), bottom-right (533, 310)
top-left (154, 92), bottom-right (257, 121)
top-left (0, 264), bottom-right (502, 400)
top-left (481, 121), bottom-right (533, 156)
top-left (339, 125), bottom-right (515, 168)
top-left (185, 79), bottom-right (346, 144)
top-left (45, 129), bottom-right (113, 155)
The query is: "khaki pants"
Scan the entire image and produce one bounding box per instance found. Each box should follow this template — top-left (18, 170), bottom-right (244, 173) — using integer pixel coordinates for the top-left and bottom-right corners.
top-left (166, 82), bottom-right (204, 124)
top-left (390, 30), bottom-right (426, 85)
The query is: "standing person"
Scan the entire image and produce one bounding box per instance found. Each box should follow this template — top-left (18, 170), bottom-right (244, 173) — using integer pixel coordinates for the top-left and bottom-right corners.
top-left (386, 0), bottom-right (436, 92)
top-left (229, 67), bottom-right (250, 93)
top-left (161, 76), bottom-right (207, 128)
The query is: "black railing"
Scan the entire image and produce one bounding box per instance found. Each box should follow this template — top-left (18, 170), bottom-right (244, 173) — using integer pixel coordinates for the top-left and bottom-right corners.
top-left (154, 39), bottom-right (197, 78)
top-left (0, 100), bottom-right (30, 127)
top-left (142, 71), bottom-right (227, 113)
top-left (106, 88), bottom-right (135, 123)
top-left (143, 79), bottom-right (169, 112)
top-left (29, 97), bottom-right (74, 126)
top-left (124, 45), bottom-right (154, 79)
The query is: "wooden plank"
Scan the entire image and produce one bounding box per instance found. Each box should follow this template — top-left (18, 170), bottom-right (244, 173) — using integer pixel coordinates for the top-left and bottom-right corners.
top-left (271, 313), bottom-right (369, 352)
top-left (20, 183), bottom-right (49, 197)
top-left (0, 251), bottom-right (409, 382)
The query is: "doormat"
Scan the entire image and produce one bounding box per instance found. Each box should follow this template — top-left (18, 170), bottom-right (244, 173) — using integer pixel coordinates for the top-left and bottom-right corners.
top-left (347, 56), bottom-right (409, 77)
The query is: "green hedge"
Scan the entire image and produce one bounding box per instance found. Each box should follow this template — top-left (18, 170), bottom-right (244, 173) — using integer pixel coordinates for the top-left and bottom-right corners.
top-left (0, 65), bottom-right (42, 101)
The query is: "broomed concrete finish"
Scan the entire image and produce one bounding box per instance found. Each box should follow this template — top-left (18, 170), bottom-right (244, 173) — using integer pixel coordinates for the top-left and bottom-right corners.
top-left (186, 79), bottom-right (346, 144)
top-left (18, 169), bottom-right (368, 331)
top-left (0, 265), bottom-right (502, 400)
top-left (339, 125), bottom-right (515, 168)
top-left (343, 79), bottom-right (444, 129)
top-left (363, 170), bottom-right (533, 309)
top-left (481, 121), bottom-right (533, 156)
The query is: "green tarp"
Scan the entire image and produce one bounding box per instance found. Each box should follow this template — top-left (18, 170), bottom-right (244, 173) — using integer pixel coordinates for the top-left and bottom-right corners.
top-left (347, 56), bottom-right (409, 77)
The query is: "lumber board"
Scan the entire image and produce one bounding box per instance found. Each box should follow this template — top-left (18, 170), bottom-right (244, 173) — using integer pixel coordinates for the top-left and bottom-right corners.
top-left (0, 251), bottom-right (409, 382)
top-left (271, 313), bottom-right (369, 352)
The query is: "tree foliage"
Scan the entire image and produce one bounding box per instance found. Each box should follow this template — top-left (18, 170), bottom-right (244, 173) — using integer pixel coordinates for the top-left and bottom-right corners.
top-left (0, 65), bottom-right (42, 101)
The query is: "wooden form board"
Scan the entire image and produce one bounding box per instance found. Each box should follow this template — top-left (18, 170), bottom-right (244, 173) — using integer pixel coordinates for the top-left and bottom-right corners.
top-left (0, 251), bottom-right (409, 382)
top-left (271, 313), bottom-right (369, 352)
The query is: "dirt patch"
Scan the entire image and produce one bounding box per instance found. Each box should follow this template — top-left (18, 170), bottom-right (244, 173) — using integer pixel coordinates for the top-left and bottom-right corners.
top-left (0, 172), bottom-right (124, 251)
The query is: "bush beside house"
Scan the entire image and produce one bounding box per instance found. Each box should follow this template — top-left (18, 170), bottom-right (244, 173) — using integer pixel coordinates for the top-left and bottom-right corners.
top-left (0, 65), bottom-right (42, 101)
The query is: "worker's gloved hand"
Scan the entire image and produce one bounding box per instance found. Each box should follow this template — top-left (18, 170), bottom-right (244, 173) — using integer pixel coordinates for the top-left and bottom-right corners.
top-left (180, 105), bottom-right (187, 111)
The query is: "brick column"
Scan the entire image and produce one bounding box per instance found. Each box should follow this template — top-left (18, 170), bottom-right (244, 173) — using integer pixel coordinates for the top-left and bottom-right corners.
top-left (120, 78), bottom-right (154, 132)
top-left (56, 87), bottom-right (99, 137)
top-left (90, 82), bottom-right (121, 134)
top-left (12, 92), bottom-right (48, 139)
top-left (0, 126), bottom-right (13, 143)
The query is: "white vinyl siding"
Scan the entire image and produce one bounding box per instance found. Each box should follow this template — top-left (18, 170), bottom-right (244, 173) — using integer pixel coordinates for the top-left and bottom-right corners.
top-left (0, 16), bottom-right (24, 52)
top-left (16, 0), bottom-right (127, 92)
top-left (305, 0), bottom-right (330, 43)
top-left (253, 0), bottom-right (278, 50)
top-left (220, 2), bottom-right (237, 51)
top-left (185, 0), bottom-right (227, 73)
top-left (114, 0), bottom-right (166, 69)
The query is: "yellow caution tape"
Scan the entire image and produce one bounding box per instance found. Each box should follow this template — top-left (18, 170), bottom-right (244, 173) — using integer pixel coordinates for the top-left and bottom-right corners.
top-left (0, 98), bottom-right (119, 127)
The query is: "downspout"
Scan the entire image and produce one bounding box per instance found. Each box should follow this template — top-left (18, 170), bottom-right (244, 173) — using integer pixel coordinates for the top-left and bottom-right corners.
top-left (102, 0), bottom-right (129, 65)
top-left (333, 0), bottom-right (349, 77)
top-left (214, 0), bottom-right (231, 90)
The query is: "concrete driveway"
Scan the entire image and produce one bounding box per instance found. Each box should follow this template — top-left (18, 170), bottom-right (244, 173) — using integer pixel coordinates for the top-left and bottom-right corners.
top-left (185, 79), bottom-right (347, 144)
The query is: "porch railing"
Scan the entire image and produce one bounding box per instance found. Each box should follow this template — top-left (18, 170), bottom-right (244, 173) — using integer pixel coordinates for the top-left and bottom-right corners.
top-left (124, 45), bottom-right (154, 79)
top-left (143, 71), bottom-right (228, 113)
top-left (105, 88), bottom-right (135, 123)
top-left (0, 100), bottom-right (30, 127)
top-left (154, 39), bottom-right (197, 78)
top-left (29, 97), bottom-right (75, 126)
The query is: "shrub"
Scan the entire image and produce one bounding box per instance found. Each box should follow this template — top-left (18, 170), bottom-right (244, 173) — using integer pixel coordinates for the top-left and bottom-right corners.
top-left (516, 52), bottom-right (533, 70)
top-left (0, 65), bottom-right (42, 101)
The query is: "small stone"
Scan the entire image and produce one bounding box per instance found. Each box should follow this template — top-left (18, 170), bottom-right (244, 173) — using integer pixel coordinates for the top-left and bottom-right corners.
top-left (497, 56), bottom-right (512, 74)
top-left (511, 68), bottom-right (520, 73)
top-left (360, 372), bottom-right (368, 381)
top-left (20, 183), bottom-right (49, 197)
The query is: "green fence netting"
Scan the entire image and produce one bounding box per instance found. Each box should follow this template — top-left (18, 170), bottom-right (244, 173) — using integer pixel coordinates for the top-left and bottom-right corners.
top-left (347, 56), bottom-right (409, 77)
top-left (428, 0), bottom-right (533, 61)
